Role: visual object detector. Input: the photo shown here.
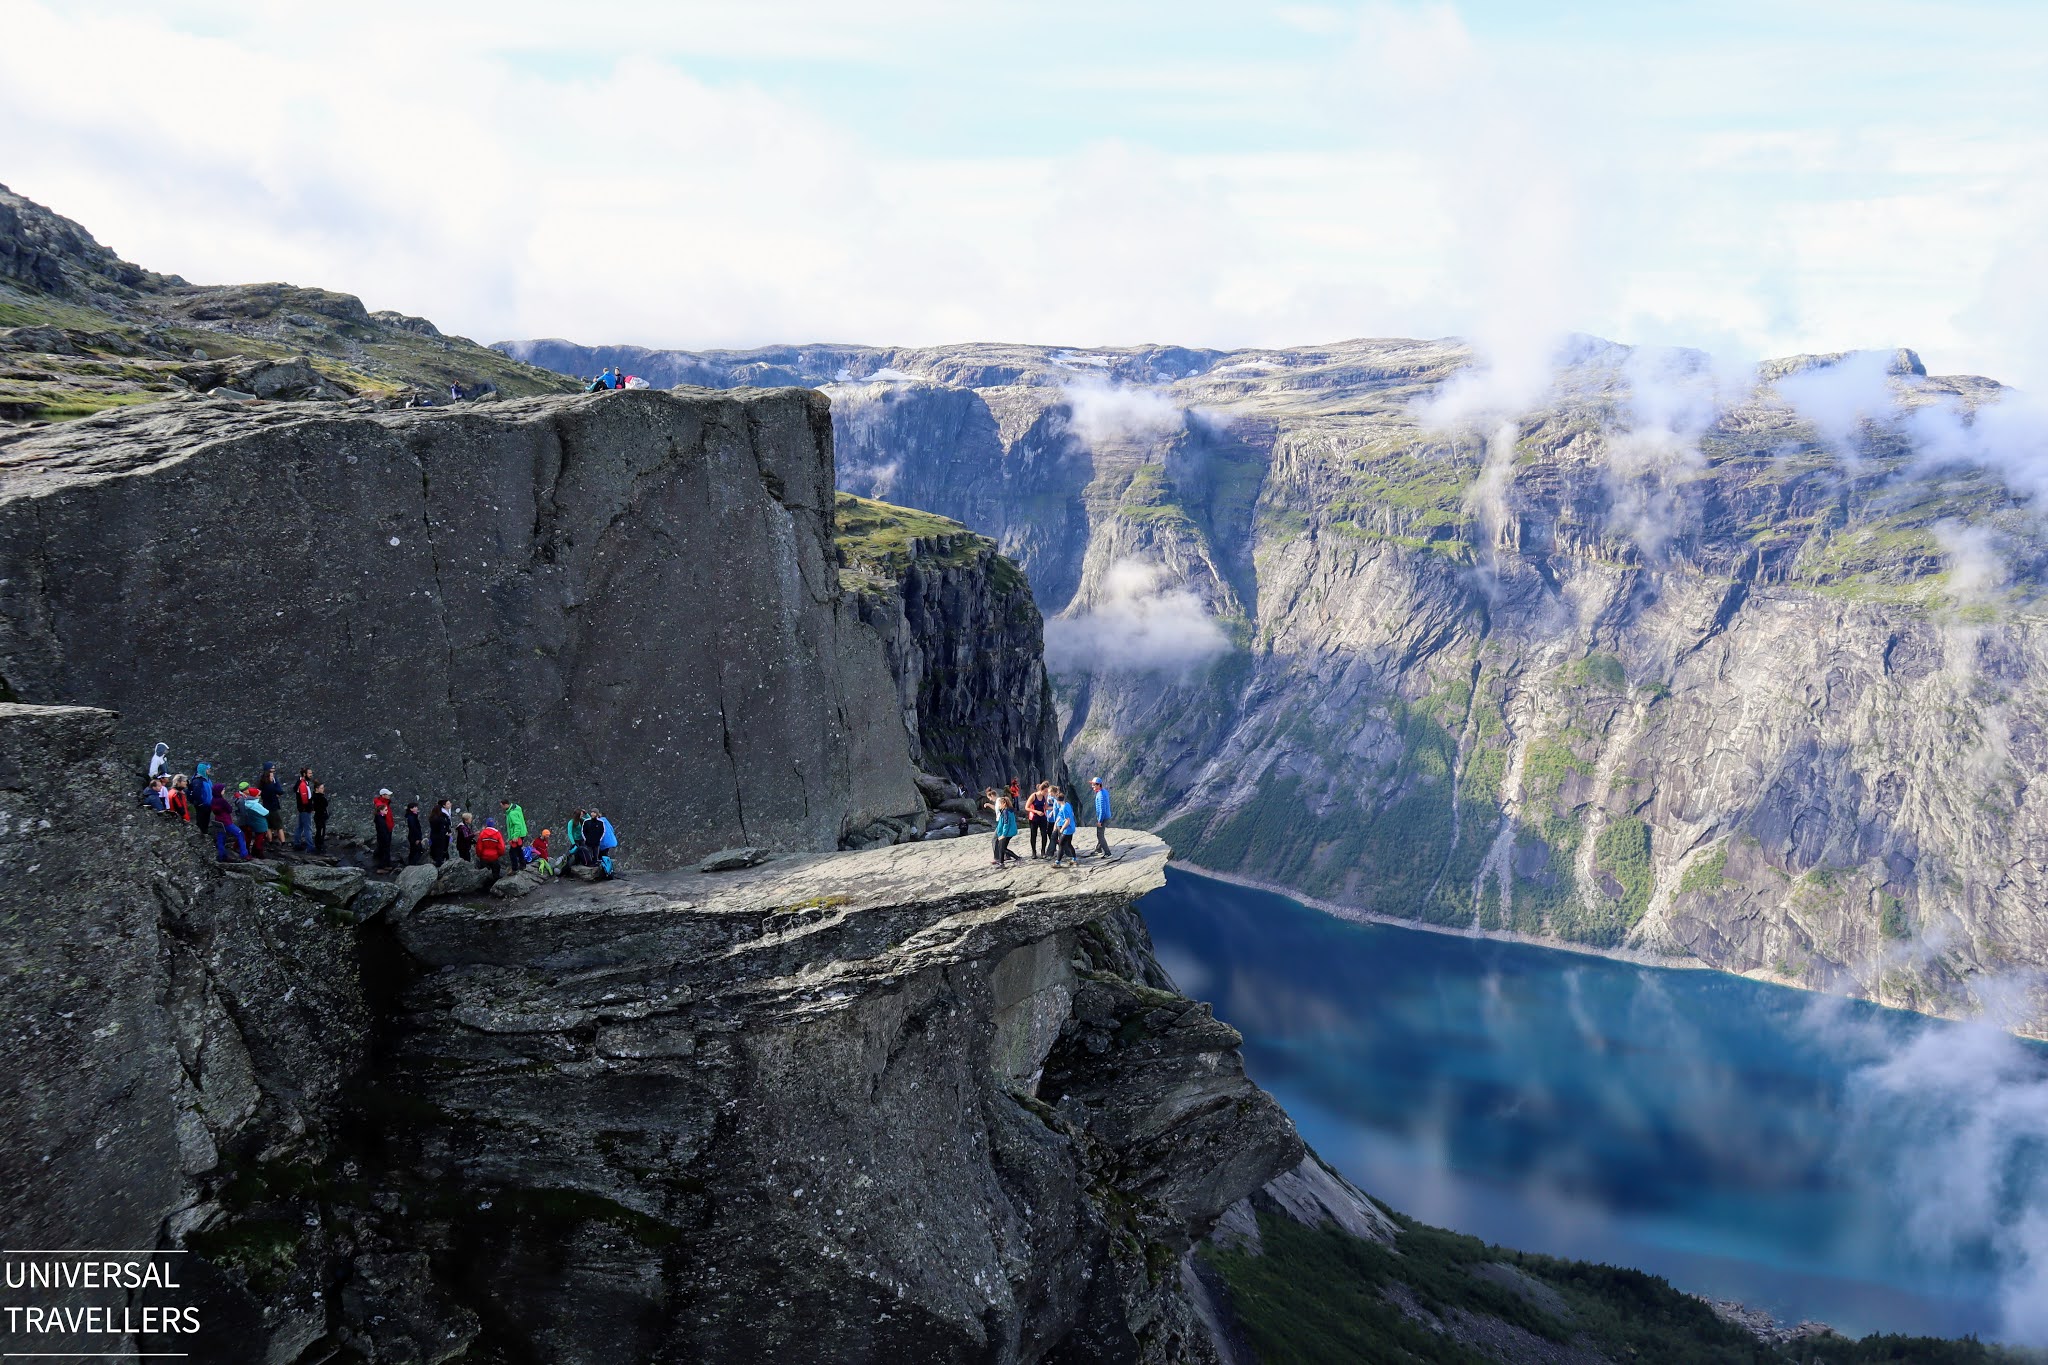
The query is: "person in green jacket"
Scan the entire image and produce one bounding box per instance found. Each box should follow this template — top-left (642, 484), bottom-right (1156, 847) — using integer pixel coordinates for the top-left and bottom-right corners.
top-left (566, 810), bottom-right (586, 867)
top-left (501, 798), bottom-right (528, 843)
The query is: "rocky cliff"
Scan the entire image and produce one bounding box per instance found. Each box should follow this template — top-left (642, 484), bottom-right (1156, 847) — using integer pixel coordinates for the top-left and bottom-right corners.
top-left (837, 492), bottom-right (1069, 797)
top-left (0, 387), bottom-right (930, 866)
top-left (507, 338), bottom-right (2048, 1031)
top-left (0, 702), bottom-right (1301, 1363)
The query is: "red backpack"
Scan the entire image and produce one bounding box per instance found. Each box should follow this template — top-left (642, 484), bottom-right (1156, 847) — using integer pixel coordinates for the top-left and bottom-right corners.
top-left (476, 827), bottom-right (505, 861)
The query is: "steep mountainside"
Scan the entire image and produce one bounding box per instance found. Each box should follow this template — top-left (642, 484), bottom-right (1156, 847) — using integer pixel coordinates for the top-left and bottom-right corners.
top-left (1, 183), bottom-right (573, 422)
top-left (508, 337), bottom-right (2048, 1032)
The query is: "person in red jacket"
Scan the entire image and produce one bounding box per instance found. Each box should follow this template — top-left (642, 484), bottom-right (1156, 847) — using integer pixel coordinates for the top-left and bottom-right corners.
top-left (474, 820), bottom-right (507, 873)
top-left (373, 788), bottom-right (395, 870)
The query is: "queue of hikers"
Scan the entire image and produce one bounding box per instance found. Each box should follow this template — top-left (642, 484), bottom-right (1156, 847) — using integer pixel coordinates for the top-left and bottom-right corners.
top-left (142, 744), bottom-right (621, 881)
top-left (979, 777), bottom-right (1115, 870)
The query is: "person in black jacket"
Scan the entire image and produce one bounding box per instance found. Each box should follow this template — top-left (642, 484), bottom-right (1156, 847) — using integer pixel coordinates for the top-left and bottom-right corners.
top-left (311, 782), bottom-right (330, 851)
top-left (259, 764), bottom-right (285, 846)
top-left (405, 800), bottom-right (424, 865)
top-left (429, 799), bottom-right (453, 864)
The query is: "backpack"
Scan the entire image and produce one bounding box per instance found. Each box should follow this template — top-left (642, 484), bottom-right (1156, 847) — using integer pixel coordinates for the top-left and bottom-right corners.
top-left (600, 854), bottom-right (614, 878)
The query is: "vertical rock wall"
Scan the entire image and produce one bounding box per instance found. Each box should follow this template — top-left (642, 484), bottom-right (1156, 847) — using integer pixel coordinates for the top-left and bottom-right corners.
top-left (0, 389), bottom-right (922, 866)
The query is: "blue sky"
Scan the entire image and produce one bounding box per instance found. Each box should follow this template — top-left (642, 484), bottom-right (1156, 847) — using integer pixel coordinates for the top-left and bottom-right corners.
top-left (4, 1), bottom-right (2046, 380)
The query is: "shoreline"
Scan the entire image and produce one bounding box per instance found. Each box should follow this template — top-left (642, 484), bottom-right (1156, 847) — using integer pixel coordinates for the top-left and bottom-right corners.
top-left (1163, 860), bottom-right (2048, 1042)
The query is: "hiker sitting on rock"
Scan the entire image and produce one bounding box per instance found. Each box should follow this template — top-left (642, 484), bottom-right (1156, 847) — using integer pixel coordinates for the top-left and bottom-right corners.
top-left (144, 776), bottom-right (170, 812)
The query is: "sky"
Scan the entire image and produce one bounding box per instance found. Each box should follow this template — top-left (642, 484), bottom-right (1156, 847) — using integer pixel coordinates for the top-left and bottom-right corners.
top-left (4, 1), bottom-right (2047, 381)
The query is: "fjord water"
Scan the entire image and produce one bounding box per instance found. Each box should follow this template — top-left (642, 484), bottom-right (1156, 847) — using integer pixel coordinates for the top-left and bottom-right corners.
top-left (1140, 868), bottom-right (2048, 1342)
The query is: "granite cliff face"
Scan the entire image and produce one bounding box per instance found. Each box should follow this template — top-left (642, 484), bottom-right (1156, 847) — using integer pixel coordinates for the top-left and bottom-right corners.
top-left (0, 388), bottom-right (928, 865)
top-left (0, 702), bottom-right (1301, 1363)
top-left (507, 338), bottom-right (2048, 1030)
top-left (838, 492), bottom-right (1069, 797)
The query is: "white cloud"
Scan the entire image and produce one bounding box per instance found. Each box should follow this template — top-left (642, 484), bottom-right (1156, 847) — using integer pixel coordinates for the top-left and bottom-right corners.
top-left (1, 2), bottom-right (2046, 383)
top-left (1060, 381), bottom-right (1187, 446)
top-left (1045, 559), bottom-right (1231, 676)
top-left (1814, 993), bottom-right (2048, 1346)
top-left (1774, 349), bottom-right (1904, 453)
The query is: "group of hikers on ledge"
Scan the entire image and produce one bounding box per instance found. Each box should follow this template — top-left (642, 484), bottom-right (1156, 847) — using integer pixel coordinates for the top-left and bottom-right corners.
top-left (982, 778), bottom-right (1116, 869)
top-left (139, 743), bottom-right (621, 881)
top-left (581, 366), bottom-right (648, 392)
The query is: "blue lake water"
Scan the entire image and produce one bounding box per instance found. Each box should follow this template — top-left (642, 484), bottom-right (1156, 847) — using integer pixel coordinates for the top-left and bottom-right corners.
top-left (1138, 868), bottom-right (2048, 1344)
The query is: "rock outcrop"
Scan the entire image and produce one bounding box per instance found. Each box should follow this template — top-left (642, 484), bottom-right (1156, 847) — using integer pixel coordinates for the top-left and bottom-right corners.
top-left (0, 702), bottom-right (1300, 1363)
top-left (838, 492), bottom-right (1068, 796)
top-left (0, 183), bottom-right (571, 422)
top-left (0, 388), bottom-right (924, 866)
top-left (515, 338), bottom-right (2048, 1031)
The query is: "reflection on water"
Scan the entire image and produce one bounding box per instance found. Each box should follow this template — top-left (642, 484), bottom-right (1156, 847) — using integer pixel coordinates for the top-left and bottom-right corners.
top-left (1140, 868), bottom-right (2048, 1342)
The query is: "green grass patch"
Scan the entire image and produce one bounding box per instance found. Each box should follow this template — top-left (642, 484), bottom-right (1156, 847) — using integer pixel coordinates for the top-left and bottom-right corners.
top-left (1203, 1209), bottom-right (2012, 1365)
top-left (1679, 844), bottom-right (1731, 896)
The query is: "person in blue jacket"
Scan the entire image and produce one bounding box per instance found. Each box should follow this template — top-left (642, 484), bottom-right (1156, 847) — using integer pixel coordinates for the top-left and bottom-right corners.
top-left (1090, 778), bottom-right (1114, 860)
top-left (1050, 789), bottom-right (1078, 868)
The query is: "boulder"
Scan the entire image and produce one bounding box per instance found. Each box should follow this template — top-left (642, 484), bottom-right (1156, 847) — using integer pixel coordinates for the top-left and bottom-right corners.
top-left (938, 797), bottom-right (979, 818)
top-left (286, 864), bottom-right (366, 907)
top-left (913, 771), bottom-right (955, 805)
top-left (431, 859), bottom-right (493, 897)
top-left (489, 870), bottom-right (546, 900)
top-left (698, 846), bottom-right (767, 873)
top-left (389, 863), bottom-right (439, 920)
top-left (347, 881), bottom-right (400, 922)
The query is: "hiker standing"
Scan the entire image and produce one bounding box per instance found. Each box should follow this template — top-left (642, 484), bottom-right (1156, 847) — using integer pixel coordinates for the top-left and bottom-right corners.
top-left (993, 796), bottom-right (1020, 866)
top-left (312, 782), bottom-right (330, 851)
top-left (566, 810), bottom-right (586, 866)
top-left (502, 798), bottom-right (528, 846)
top-left (1090, 778), bottom-right (1114, 859)
top-left (1024, 784), bottom-right (1048, 859)
top-left (475, 820), bottom-right (506, 874)
top-left (1050, 789), bottom-right (1078, 868)
top-left (192, 764), bottom-right (214, 836)
top-left (597, 810), bottom-right (619, 873)
top-left (456, 811), bottom-right (475, 862)
top-left (258, 764), bottom-right (284, 846)
top-left (430, 799), bottom-right (453, 864)
top-left (373, 788), bottom-right (395, 870)
top-left (167, 775), bottom-right (191, 822)
top-left (405, 801), bottom-right (425, 865)
top-left (294, 769), bottom-right (316, 851)
top-left (240, 785), bottom-right (270, 857)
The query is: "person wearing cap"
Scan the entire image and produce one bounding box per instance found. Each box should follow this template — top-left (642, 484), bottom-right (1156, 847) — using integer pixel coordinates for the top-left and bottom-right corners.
top-left (239, 784), bottom-right (271, 857)
top-left (372, 788), bottom-right (396, 870)
top-left (405, 800), bottom-right (425, 865)
top-left (1090, 778), bottom-right (1114, 860)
